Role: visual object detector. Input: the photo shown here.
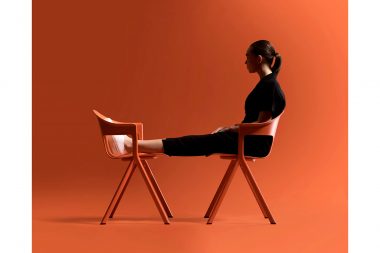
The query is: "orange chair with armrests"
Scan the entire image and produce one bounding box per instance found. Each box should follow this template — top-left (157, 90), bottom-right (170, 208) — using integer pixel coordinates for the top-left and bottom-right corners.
top-left (93, 109), bottom-right (172, 225)
top-left (205, 110), bottom-right (284, 224)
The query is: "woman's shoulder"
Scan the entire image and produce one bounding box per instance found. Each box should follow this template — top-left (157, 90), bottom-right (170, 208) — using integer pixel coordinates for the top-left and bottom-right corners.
top-left (268, 77), bottom-right (284, 90)
top-left (258, 78), bottom-right (276, 90)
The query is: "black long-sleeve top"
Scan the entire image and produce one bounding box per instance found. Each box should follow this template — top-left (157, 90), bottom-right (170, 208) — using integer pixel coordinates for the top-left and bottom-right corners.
top-left (242, 72), bottom-right (286, 123)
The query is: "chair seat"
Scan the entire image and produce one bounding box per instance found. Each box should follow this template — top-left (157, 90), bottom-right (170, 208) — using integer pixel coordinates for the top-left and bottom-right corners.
top-left (211, 153), bottom-right (259, 160)
top-left (220, 155), bottom-right (256, 160)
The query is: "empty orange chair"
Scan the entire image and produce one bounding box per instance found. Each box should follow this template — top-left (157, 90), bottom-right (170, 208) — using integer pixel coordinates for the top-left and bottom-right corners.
top-left (93, 109), bottom-right (172, 225)
top-left (204, 111), bottom-right (284, 224)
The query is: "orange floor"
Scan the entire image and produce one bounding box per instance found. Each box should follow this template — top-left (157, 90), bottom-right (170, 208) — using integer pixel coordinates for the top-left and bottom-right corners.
top-left (33, 159), bottom-right (347, 253)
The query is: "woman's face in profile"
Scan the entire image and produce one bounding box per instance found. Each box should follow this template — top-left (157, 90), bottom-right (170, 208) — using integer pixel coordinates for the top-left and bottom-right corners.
top-left (245, 51), bottom-right (258, 73)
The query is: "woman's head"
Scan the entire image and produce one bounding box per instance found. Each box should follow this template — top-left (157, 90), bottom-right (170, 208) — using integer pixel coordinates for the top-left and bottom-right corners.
top-left (245, 40), bottom-right (282, 77)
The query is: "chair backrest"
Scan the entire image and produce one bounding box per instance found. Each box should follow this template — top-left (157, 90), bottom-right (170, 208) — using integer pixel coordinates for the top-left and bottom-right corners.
top-left (255, 110), bottom-right (284, 157)
top-left (238, 110), bottom-right (284, 158)
top-left (93, 110), bottom-right (127, 158)
top-left (253, 110), bottom-right (284, 138)
top-left (93, 109), bottom-right (125, 134)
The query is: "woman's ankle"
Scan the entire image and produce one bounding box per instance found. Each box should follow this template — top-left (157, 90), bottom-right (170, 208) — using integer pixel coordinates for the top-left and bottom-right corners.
top-left (124, 136), bottom-right (133, 152)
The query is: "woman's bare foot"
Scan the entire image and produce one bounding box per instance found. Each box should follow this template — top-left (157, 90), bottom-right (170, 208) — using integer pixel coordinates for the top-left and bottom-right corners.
top-left (123, 135), bottom-right (133, 153)
top-left (121, 135), bottom-right (165, 154)
top-left (112, 135), bottom-right (127, 153)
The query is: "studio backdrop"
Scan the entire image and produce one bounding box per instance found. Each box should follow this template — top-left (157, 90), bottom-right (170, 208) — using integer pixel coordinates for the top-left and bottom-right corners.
top-left (33, 0), bottom-right (347, 252)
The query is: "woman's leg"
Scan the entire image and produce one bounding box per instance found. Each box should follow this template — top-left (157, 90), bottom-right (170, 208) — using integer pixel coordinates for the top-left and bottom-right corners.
top-left (152, 132), bottom-right (238, 157)
top-left (124, 136), bottom-right (164, 153)
top-left (121, 131), bottom-right (240, 156)
top-left (121, 132), bottom-right (272, 157)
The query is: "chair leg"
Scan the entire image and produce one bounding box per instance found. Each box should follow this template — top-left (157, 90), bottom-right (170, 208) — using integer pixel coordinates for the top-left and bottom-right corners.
top-left (245, 160), bottom-right (269, 219)
top-left (239, 159), bottom-right (276, 224)
top-left (207, 160), bottom-right (239, 224)
top-left (141, 160), bottom-right (173, 218)
top-left (100, 160), bottom-right (135, 225)
top-left (109, 162), bottom-right (137, 218)
top-left (136, 159), bottom-right (170, 224)
top-left (204, 159), bottom-right (238, 218)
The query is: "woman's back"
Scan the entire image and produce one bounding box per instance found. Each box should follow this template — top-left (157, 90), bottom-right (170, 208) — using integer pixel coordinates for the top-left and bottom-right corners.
top-left (242, 72), bottom-right (286, 123)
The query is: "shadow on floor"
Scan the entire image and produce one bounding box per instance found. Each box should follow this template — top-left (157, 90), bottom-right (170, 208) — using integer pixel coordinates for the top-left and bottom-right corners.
top-left (38, 216), bottom-right (215, 225)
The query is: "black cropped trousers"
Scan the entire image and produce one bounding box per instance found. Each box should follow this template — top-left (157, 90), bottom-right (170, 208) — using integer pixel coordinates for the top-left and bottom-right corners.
top-left (161, 130), bottom-right (273, 157)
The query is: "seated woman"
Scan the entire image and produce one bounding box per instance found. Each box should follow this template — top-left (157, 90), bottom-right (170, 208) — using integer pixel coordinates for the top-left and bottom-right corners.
top-left (113, 40), bottom-right (286, 157)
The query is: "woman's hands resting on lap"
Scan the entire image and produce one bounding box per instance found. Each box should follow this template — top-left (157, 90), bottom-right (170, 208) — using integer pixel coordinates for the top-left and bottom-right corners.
top-left (211, 124), bottom-right (239, 134)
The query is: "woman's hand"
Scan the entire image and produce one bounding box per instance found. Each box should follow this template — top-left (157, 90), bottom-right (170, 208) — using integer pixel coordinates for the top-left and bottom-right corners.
top-left (211, 125), bottom-right (238, 134)
top-left (211, 126), bottom-right (229, 134)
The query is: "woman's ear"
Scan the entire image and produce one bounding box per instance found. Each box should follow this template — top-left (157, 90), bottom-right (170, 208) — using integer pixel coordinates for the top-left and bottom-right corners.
top-left (257, 55), bottom-right (263, 64)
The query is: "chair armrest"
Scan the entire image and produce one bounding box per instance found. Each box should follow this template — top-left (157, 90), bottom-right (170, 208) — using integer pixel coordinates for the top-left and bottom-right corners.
top-left (94, 110), bottom-right (143, 138)
top-left (135, 123), bottom-right (143, 140)
top-left (99, 119), bottom-right (144, 141)
top-left (100, 121), bottom-right (138, 135)
top-left (236, 119), bottom-right (273, 137)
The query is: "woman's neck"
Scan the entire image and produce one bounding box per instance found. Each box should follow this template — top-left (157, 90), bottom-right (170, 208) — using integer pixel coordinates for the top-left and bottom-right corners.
top-left (257, 66), bottom-right (273, 80)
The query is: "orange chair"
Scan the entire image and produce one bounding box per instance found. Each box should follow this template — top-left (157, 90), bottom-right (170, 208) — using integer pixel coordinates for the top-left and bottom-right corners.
top-left (204, 111), bottom-right (284, 224)
top-left (93, 110), bottom-right (172, 225)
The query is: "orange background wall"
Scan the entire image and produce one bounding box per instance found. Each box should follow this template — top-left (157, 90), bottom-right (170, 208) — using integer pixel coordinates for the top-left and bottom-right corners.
top-left (33, 0), bottom-right (347, 252)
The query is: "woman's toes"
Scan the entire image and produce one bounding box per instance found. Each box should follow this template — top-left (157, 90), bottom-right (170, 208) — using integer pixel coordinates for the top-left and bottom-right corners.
top-left (113, 135), bottom-right (126, 153)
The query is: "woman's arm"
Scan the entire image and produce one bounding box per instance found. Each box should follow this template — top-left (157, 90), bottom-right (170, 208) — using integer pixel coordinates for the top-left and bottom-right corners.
top-left (212, 111), bottom-right (273, 133)
top-left (229, 111), bottom-right (272, 132)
